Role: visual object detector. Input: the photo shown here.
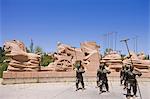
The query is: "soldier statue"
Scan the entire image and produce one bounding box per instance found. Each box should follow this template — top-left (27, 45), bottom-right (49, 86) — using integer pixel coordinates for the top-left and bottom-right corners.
top-left (125, 65), bottom-right (142, 97)
top-left (97, 61), bottom-right (111, 94)
top-left (120, 64), bottom-right (126, 85)
top-left (74, 60), bottom-right (85, 91)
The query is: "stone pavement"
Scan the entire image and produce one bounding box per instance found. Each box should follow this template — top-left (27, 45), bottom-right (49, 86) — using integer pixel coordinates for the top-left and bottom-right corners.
top-left (0, 78), bottom-right (150, 99)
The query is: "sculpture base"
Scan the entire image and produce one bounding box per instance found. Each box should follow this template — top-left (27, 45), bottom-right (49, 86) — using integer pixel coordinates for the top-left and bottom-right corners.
top-left (2, 71), bottom-right (150, 85)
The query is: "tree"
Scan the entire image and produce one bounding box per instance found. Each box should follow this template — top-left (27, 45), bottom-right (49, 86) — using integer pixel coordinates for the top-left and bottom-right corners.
top-left (0, 47), bottom-right (3, 63)
top-left (0, 47), bottom-right (8, 78)
top-left (145, 54), bottom-right (150, 60)
top-left (30, 39), bottom-right (34, 53)
top-left (40, 53), bottom-right (54, 66)
top-left (26, 47), bottom-right (31, 53)
top-left (104, 48), bottom-right (113, 55)
top-left (0, 47), bottom-right (6, 63)
top-left (34, 46), bottom-right (43, 54)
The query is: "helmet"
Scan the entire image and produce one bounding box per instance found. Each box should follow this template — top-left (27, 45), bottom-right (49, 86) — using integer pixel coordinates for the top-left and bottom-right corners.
top-left (75, 60), bottom-right (82, 69)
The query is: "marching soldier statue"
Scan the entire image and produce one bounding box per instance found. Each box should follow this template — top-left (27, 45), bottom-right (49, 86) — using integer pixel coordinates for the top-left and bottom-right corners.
top-left (120, 64), bottom-right (126, 85)
top-left (123, 64), bottom-right (130, 90)
top-left (97, 60), bottom-right (111, 94)
top-left (120, 63), bottom-right (130, 88)
top-left (74, 60), bottom-right (85, 91)
top-left (125, 65), bottom-right (142, 97)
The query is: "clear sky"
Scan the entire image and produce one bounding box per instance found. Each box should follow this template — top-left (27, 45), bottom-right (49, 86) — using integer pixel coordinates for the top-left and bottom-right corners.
top-left (1, 0), bottom-right (150, 54)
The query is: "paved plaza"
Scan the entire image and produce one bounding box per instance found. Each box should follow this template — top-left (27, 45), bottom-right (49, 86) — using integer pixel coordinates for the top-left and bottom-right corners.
top-left (0, 78), bottom-right (150, 99)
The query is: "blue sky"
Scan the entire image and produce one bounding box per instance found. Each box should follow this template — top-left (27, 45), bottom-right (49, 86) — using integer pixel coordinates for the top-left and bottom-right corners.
top-left (1, 0), bottom-right (150, 54)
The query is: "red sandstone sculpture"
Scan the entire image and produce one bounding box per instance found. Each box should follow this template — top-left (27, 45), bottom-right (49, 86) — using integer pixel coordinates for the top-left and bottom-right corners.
top-left (123, 51), bottom-right (150, 72)
top-left (3, 40), bottom-right (40, 71)
top-left (102, 51), bottom-right (122, 72)
top-left (101, 51), bottom-right (150, 72)
top-left (3, 40), bottom-right (149, 73)
top-left (42, 41), bottom-right (101, 72)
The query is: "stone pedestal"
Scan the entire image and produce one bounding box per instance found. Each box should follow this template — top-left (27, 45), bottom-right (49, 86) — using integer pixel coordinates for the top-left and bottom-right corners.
top-left (2, 71), bottom-right (75, 84)
top-left (2, 71), bottom-right (150, 85)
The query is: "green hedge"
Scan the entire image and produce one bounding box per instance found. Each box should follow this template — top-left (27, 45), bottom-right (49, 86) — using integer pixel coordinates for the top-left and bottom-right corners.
top-left (40, 54), bottom-right (54, 67)
top-left (0, 63), bottom-right (8, 78)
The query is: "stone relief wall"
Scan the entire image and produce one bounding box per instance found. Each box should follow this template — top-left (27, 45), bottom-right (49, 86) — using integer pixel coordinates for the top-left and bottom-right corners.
top-left (3, 40), bottom-right (40, 71)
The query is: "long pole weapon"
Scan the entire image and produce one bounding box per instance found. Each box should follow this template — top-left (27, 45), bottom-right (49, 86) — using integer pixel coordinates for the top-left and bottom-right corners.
top-left (120, 39), bottom-right (133, 65)
top-left (120, 39), bottom-right (142, 99)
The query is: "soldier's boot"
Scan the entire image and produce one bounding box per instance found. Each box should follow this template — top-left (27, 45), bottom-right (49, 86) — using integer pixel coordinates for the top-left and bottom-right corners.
top-left (99, 91), bottom-right (102, 94)
top-left (76, 82), bottom-right (79, 91)
top-left (127, 89), bottom-right (131, 96)
top-left (99, 84), bottom-right (103, 94)
top-left (96, 81), bottom-right (99, 88)
top-left (81, 80), bottom-right (85, 90)
top-left (123, 81), bottom-right (127, 90)
top-left (120, 78), bottom-right (123, 85)
top-left (133, 85), bottom-right (137, 97)
top-left (99, 89), bottom-right (102, 94)
top-left (105, 82), bottom-right (109, 92)
top-left (120, 80), bottom-right (122, 85)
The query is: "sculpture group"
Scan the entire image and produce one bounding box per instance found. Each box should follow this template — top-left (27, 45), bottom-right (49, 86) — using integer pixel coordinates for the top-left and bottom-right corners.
top-left (3, 40), bottom-right (150, 73)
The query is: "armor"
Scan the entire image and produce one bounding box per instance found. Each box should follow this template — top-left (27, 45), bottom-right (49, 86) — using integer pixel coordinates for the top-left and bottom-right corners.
top-left (75, 60), bottom-right (85, 91)
top-left (97, 63), bottom-right (111, 93)
top-left (125, 66), bottom-right (142, 96)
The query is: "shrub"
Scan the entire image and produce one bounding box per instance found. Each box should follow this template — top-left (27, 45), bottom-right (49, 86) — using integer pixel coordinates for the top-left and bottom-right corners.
top-left (40, 53), bottom-right (54, 67)
top-left (0, 63), bottom-right (8, 78)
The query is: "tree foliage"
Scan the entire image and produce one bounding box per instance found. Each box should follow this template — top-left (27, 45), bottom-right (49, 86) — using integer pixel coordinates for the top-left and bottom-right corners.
top-left (34, 46), bottom-right (43, 54)
top-left (104, 48), bottom-right (113, 56)
top-left (26, 47), bottom-right (31, 53)
top-left (145, 55), bottom-right (150, 60)
top-left (30, 39), bottom-right (34, 53)
top-left (0, 47), bottom-right (8, 78)
top-left (40, 53), bottom-right (54, 66)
